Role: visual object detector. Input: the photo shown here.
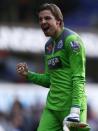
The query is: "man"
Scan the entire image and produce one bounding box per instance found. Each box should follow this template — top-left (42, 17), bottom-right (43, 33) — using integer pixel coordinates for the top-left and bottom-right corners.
top-left (16, 3), bottom-right (90, 131)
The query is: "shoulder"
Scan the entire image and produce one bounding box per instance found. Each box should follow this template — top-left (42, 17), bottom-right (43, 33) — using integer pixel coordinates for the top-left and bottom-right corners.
top-left (63, 28), bottom-right (83, 45)
top-left (63, 28), bottom-right (78, 38)
top-left (62, 28), bottom-right (81, 45)
top-left (45, 38), bottom-right (52, 47)
top-left (63, 29), bottom-right (85, 53)
top-left (63, 27), bottom-right (82, 41)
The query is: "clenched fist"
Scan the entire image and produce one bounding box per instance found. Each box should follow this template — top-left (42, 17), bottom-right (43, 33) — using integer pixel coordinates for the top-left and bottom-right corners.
top-left (16, 63), bottom-right (28, 77)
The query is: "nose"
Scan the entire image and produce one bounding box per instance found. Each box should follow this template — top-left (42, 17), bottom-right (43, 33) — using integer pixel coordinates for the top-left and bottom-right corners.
top-left (40, 18), bottom-right (46, 24)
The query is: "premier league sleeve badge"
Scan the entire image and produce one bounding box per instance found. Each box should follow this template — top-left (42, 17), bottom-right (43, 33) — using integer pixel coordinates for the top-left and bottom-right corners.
top-left (70, 41), bottom-right (80, 52)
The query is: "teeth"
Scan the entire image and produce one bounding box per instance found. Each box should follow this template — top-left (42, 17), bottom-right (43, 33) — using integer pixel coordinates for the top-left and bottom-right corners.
top-left (43, 27), bottom-right (49, 31)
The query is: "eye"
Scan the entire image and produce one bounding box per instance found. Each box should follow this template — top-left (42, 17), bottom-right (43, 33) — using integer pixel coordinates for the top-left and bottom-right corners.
top-left (39, 17), bottom-right (42, 22)
top-left (39, 16), bottom-right (52, 23)
top-left (45, 16), bottom-right (52, 20)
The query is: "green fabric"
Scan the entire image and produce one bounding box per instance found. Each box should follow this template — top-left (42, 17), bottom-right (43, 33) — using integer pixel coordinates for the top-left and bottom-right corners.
top-left (27, 71), bottom-right (50, 88)
top-left (37, 108), bottom-right (63, 131)
top-left (37, 108), bottom-right (90, 131)
top-left (27, 28), bottom-right (87, 111)
top-left (65, 35), bottom-right (86, 107)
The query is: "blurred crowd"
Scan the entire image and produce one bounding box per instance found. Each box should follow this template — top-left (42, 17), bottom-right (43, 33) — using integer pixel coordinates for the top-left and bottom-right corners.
top-left (87, 104), bottom-right (98, 131)
top-left (0, 0), bottom-right (98, 28)
top-left (0, 50), bottom-right (44, 83)
top-left (0, 99), bottom-right (43, 131)
top-left (0, 99), bottom-right (98, 131)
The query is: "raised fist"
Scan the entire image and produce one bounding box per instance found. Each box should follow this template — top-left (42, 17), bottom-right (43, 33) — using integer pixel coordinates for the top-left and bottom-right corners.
top-left (16, 62), bottom-right (28, 77)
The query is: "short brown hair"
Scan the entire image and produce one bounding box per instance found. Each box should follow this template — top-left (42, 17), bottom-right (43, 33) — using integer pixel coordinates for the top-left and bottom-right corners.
top-left (38, 3), bottom-right (64, 27)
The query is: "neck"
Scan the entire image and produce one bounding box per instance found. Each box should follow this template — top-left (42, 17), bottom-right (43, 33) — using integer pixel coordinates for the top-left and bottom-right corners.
top-left (52, 27), bottom-right (64, 39)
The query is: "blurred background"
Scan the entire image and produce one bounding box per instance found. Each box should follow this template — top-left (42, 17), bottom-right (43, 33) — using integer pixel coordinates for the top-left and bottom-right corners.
top-left (0, 0), bottom-right (98, 131)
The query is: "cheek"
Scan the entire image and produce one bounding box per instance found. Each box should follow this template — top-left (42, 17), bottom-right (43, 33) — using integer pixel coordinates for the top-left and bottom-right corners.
top-left (53, 23), bottom-right (59, 30)
top-left (51, 22), bottom-right (58, 29)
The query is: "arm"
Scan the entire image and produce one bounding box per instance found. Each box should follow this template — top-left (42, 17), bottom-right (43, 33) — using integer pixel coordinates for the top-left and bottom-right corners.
top-left (26, 71), bottom-right (50, 88)
top-left (16, 62), bottom-right (50, 88)
top-left (63, 35), bottom-right (86, 125)
top-left (66, 35), bottom-right (86, 108)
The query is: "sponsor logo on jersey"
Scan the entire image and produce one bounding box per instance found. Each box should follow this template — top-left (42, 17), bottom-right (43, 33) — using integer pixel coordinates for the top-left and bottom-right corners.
top-left (48, 56), bottom-right (62, 69)
top-left (70, 41), bottom-right (80, 52)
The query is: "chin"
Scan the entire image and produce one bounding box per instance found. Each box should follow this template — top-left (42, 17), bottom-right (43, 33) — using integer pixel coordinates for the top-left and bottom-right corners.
top-left (44, 32), bottom-right (51, 37)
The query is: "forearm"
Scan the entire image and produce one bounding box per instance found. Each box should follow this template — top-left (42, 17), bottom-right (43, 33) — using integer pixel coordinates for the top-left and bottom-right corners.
top-left (26, 71), bottom-right (50, 88)
top-left (72, 76), bottom-right (85, 107)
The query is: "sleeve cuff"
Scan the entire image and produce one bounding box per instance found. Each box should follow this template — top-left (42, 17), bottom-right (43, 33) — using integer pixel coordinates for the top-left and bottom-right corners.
top-left (70, 107), bottom-right (80, 115)
top-left (26, 71), bottom-right (34, 80)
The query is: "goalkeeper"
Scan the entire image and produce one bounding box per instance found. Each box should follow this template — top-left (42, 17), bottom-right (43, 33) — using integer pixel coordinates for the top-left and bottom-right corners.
top-left (16, 3), bottom-right (90, 131)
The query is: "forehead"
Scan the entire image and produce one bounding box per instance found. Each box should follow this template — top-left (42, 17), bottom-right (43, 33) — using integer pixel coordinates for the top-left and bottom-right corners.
top-left (38, 10), bottom-right (54, 18)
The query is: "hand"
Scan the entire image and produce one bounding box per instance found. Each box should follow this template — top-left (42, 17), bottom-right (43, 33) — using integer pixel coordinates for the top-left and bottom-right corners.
top-left (63, 119), bottom-right (88, 129)
top-left (16, 62), bottom-right (28, 77)
top-left (63, 113), bottom-right (80, 128)
top-left (63, 107), bottom-right (80, 128)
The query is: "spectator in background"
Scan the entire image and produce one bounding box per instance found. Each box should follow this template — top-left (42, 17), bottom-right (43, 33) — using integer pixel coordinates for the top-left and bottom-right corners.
top-left (9, 99), bottom-right (32, 131)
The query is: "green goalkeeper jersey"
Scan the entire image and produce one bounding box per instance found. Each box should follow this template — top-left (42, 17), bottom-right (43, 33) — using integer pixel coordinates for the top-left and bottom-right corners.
top-left (27, 28), bottom-right (87, 111)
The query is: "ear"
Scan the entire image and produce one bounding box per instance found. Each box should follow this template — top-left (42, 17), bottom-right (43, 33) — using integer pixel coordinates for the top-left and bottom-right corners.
top-left (56, 20), bottom-right (61, 26)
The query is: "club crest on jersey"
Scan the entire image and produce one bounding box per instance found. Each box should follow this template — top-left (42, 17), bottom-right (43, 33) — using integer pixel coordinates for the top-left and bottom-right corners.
top-left (55, 40), bottom-right (64, 52)
top-left (70, 41), bottom-right (80, 52)
top-left (57, 40), bottom-right (63, 49)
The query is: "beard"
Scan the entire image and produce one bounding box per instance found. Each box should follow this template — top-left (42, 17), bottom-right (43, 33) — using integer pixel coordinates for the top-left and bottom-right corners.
top-left (43, 27), bottom-right (56, 37)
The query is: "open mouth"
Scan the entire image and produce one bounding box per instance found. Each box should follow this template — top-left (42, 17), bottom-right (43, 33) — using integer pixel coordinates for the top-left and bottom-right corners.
top-left (42, 25), bottom-right (50, 32)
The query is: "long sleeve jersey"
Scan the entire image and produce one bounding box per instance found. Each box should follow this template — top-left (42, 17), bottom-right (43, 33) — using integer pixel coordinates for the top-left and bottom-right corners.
top-left (27, 28), bottom-right (87, 111)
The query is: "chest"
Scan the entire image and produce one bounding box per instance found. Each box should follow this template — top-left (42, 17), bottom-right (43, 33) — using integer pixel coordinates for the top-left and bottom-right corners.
top-left (45, 40), bottom-right (67, 70)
